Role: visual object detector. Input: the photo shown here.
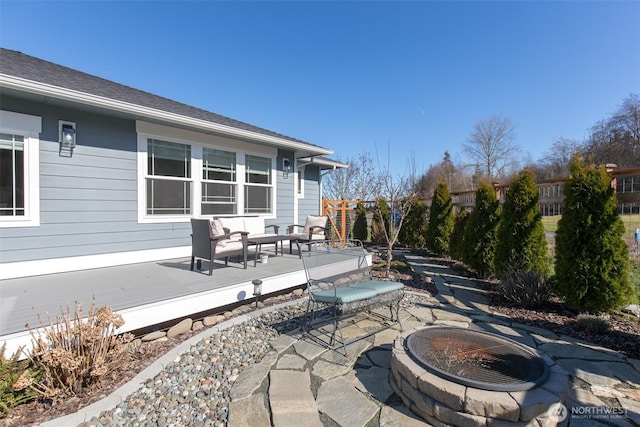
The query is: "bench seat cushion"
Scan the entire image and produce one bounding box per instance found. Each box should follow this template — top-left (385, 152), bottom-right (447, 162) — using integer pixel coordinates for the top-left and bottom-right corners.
top-left (350, 280), bottom-right (404, 294)
top-left (312, 286), bottom-right (379, 304)
top-left (215, 240), bottom-right (245, 254)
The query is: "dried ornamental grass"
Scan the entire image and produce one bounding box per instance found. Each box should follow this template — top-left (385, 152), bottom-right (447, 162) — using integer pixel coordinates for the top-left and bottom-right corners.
top-left (24, 299), bottom-right (134, 401)
top-left (575, 314), bottom-right (611, 334)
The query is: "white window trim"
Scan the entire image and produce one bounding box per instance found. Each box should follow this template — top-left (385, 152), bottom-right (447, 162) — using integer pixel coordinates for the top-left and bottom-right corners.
top-left (0, 110), bottom-right (41, 228)
top-left (136, 122), bottom-right (277, 223)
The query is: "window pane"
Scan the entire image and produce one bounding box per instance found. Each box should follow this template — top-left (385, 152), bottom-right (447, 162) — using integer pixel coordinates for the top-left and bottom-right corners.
top-left (0, 133), bottom-right (25, 216)
top-left (146, 178), bottom-right (191, 215)
top-left (244, 186), bottom-right (272, 214)
top-left (202, 182), bottom-right (237, 214)
top-left (246, 155), bottom-right (271, 184)
top-left (203, 148), bottom-right (236, 181)
top-left (148, 139), bottom-right (190, 178)
top-left (202, 202), bottom-right (236, 215)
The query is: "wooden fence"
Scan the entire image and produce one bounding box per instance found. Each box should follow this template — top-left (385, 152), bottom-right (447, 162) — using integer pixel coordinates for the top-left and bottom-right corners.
top-left (322, 199), bottom-right (358, 242)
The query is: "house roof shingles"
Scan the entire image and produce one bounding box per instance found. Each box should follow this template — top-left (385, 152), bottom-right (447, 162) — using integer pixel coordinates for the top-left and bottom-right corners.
top-left (0, 48), bottom-right (324, 150)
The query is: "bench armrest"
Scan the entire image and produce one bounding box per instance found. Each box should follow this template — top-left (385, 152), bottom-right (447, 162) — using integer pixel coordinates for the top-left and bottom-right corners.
top-left (287, 224), bottom-right (305, 234)
top-left (265, 224), bottom-right (280, 234)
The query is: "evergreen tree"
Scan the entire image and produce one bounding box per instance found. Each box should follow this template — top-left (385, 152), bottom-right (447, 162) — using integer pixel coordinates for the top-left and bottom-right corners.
top-left (449, 209), bottom-right (469, 261)
top-left (398, 195), bottom-right (427, 248)
top-left (494, 170), bottom-right (548, 278)
top-left (352, 201), bottom-right (368, 242)
top-left (462, 181), bottom-right (500, 278)
top-left (371, 198), bottom-right (389, 245)
top-left (554, 157), bottom-right (632, 312)
top-left (425, 179), bottom-right (454, 256)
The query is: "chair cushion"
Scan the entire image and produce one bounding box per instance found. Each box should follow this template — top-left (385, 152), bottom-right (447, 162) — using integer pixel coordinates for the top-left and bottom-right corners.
top-left (215, 240), bottom-right (244, 254)
top-left (303, 215), bottom-right (327, 235)
top-left (349, 280), bottom-right (404, 294)
top-left (312, 286), bottom-right (379, 304)
top-left (243, 217), bottom-right (266, 235)
top-left (218, 217), bottom-right (244, 233)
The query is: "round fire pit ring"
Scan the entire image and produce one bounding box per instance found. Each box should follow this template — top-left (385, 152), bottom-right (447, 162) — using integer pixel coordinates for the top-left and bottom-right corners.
top-left (405, 326), bottom-right (549, 392)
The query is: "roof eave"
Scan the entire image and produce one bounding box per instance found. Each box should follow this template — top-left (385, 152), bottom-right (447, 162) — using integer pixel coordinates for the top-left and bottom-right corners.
top-left (0, 74), bottom-right (333, 156)
top-left (297, 156), bottom-right (349, 169)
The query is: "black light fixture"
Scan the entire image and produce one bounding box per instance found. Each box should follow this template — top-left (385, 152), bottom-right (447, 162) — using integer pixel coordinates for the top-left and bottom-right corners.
top-left (283, 158), bottom-right (291, 179)
top-left (59, 121), bottom-right (76, 152)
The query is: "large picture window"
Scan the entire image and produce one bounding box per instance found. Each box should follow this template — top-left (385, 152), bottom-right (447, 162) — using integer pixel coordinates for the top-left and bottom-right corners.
top-left (0, 133), bottom-right (24, 217)
top-left (244, 155), bottom-right (272, 214)
top-left (146, 139), bottom-right (191, 215)
top-left (202, 148), bottom-right (237, 215)
top-left (138, 123), bottom-right (277, 221)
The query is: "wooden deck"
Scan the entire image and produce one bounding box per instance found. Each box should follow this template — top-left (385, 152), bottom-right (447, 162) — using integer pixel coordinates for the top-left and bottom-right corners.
top-left (0, 247), bottom-right (308, 357)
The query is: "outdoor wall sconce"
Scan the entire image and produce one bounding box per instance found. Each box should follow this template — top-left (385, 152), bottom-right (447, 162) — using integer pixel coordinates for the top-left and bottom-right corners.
top-left (252, 279), bottom-right (263, 309)
top-left (59, 121), bottom-right (76, 154)
top-left (283, 158), bottom-right (291, 179)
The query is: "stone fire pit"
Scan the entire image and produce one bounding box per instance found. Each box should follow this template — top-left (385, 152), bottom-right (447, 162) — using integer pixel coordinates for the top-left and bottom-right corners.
top-left (390, 326), bottom-right (570, 426)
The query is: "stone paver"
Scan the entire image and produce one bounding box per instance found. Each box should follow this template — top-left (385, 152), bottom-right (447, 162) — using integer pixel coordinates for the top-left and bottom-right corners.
top-left (228, 393), bottom-right (270, 427)
top-left (316, 376), bottom-right (380, 427)
top-left (269, 370), bottom-right (322, 427)
top-left (352, 365), bottom-right (394, 402)
top-left (275, 353), bottom-right (307, 370)
top-left (229, 350), bottom-right (278, 401)
top-left (312, 358), bottom-right (353, 380)
top-left (379, 404), bottom-right (429, 427)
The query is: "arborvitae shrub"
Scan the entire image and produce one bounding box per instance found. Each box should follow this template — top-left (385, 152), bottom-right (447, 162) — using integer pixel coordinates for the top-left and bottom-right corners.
top-left (352, 201), bottom-right (368, 242)
top-left (554, 157), bottom-right (632, 312)
top-left (425, 180), bottom-right (454, 257)
top-left (449, 209), bottom-right (469, 261)
top-left (398, 196), bottom-right (427, 248)
top-left (494, 170), bottom-right (549, 279)
top-left (371, 198), bottom-right (389, 245)
top-left (462, 181), bottom-right (500, 278)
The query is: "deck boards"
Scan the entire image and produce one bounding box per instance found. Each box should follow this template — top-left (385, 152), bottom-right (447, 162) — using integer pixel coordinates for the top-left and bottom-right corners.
top-left (0, 248), bottom-right (307, 356)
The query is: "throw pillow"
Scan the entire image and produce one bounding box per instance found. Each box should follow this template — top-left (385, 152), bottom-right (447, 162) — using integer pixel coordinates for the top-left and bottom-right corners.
top-left (210, 219), bottom-right (227, 247)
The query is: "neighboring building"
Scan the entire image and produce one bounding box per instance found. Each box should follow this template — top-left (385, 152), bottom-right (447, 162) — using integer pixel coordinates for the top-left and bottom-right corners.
top-left (536, 177), bottom-right (564, 216)
top-left (613, 167), bottom-right (640, 214)
top-left (447, 166), bottom-right (640, 217)
top-left (0, 48), bottom-right (345, 280)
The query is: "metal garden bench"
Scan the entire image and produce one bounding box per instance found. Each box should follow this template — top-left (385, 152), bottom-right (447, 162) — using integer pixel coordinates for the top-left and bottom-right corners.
top-left (299, 239), bottom-right (404, 354)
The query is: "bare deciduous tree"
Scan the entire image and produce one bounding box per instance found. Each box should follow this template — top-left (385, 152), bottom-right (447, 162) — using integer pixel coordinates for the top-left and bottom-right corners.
top-left (322, 152), bottom-right (378, 200)
top-left (538, 137), bottom-right (581, 179)
top-left (583, 93), bottom-right (640, 168)
top-left (463, 116), bottom-right (519, 181)
top-left (370, 146), bottom-right (416, 274)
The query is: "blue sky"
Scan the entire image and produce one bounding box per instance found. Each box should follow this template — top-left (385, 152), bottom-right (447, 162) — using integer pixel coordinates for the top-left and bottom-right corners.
top-left (1, 1), bottom-right (639, 175)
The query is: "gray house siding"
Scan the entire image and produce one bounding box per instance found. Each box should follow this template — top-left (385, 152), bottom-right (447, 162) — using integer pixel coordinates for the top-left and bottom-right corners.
top-left (272, 150), bottom-right (295, 228)
top-left (0, 96), bottom-right (190, 264)
top-left (0, 98), bottom-right (330, 268)
top-left (297, 165), bottom-right (321, 224)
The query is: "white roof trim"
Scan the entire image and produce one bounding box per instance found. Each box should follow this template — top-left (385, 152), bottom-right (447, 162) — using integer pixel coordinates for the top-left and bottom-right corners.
top-left (298, 156), bottom-right (348, 169)
top-left (0, 74), bottom-right (333, 156)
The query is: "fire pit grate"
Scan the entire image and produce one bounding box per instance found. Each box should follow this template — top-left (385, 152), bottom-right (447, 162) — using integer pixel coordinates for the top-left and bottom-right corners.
top-left (405, 327), bottom-right (549, 392)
